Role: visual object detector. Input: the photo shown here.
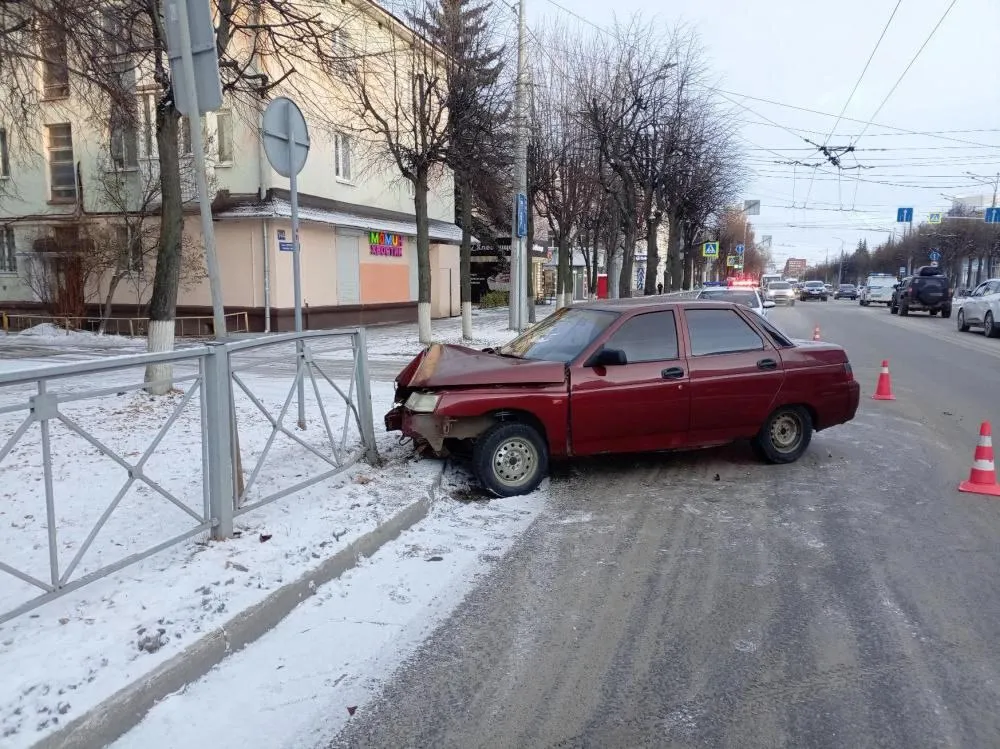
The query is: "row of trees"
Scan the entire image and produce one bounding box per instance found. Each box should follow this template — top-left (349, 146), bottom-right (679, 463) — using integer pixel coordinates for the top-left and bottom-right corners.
top-left (807, 205), bottom-right (1000, 287)
top-left (0, 0), bottom-right (750, 365)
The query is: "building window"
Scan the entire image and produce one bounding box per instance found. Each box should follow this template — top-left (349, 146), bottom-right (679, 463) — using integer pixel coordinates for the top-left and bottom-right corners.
top-left (110, 107), bottom-right (139, 169)
top-left (0, 226), bottom-right (15, 273)
top-left (332, 28), bottom-right (352, 56)
top-left (216, 110), bottom-right (233, 163)
top-left (41, 23), bottom-right (70, 99)
top-left (180, 115), bottom-right (205, 156)
top-left (46, 123), bottom-right (76, 201)
top-left (0, 128), bottom-right (9, 178)
top-left (114, 225), bottom-right (143, 271)
top-left (140, 91), bottom-right (155, 159)
top-left (334, 132), bottom-right (352, 182)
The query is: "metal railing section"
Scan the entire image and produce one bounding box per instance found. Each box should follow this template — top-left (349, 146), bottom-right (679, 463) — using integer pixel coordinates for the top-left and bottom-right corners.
top-left (0, 329), bottom-right (378, 623)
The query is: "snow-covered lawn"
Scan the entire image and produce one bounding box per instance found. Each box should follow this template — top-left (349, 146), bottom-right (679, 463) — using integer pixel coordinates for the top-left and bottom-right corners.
top-left (0, 353), bottom-right (438, 747)
top-left (110, 476), bottom-right (545, 749)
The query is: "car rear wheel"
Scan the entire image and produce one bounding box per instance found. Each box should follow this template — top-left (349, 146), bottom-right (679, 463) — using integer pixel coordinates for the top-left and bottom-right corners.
top-left (890, 303), bottom-right (898, 314)
top-left (985, 312), bottom-right (998, 339)
top-left (942, 308), bottom-right (951, 319)
top-left (929, 309), bottom-right (938, 316)
top-left (958, 308), bottom-right (970, 332)
top-left (473, 421), bottom-right (548, 497)
top-left (899, 301), bottom-right (909, 316)
top-left (753, 406), bottom-right (813, 464)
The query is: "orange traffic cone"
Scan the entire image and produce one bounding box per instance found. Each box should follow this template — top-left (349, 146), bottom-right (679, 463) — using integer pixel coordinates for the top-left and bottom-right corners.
top-left (871, 360), bottom-right (895, 401)
top-left (959, 422), bottom-right (1000, 497)
top-left (812, 326), bottom-right (821, 341)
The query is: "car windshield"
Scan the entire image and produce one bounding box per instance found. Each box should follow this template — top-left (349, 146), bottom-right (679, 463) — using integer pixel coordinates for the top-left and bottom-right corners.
top-left (804, 282), bottom-right (824, 288)
top-left (697, 290), bottom-right (760, 308)
top-left (497, 307), bottom-right (618, 363)
top-left (839, 284), bottom-right (854, 289)
top-left (769, 282), bottom-right (790, 290)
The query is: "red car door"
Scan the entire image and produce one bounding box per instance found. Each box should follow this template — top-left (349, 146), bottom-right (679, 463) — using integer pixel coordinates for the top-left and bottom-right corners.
top-left (681, 306), bottom-right (785, 445)
top-left (569, 310), bottom-right (691, 455)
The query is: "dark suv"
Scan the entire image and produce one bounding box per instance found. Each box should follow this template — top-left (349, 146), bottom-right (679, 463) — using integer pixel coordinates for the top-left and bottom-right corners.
top-left (890, 266), bottom-right (952, 317)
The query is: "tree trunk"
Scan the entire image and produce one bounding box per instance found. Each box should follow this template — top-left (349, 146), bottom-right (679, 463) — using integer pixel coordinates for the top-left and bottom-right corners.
top-left (459, 174), bottom-right (473, 340)
top-left (557, 235), bottom-right (571, 308)
top-left (667, 212), bottom-right (683, 291)
top-left (99, 271), bottom-right (124, 335)
top-left (619, 238), bottom-right (634, 298)
top-left (414, 171), bottom-right (433, 344)
top-left (145, 104), bottom-right (184, 395)
top-left (644, 216), bottom-right (660, 296)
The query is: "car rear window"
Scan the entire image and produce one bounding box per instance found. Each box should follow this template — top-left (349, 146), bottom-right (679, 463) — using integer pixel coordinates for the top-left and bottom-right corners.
top-left (769, 282), bottom-right (790, 289)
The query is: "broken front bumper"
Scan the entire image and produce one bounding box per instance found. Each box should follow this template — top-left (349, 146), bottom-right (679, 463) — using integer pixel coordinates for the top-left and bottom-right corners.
top-left (385, 405), bottom-right (495, 456)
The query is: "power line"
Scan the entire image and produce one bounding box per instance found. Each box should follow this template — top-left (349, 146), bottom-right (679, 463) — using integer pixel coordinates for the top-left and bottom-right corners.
top-left (851, 0), bottom-right (959, 145)
top-left (802, 0), bottom-right (901, 208)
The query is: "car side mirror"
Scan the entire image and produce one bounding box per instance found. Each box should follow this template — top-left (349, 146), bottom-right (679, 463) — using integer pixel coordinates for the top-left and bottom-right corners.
top-left (590, 347), bottom-right (628, 367)
top-left (763, 300), bottom-right (775, 309)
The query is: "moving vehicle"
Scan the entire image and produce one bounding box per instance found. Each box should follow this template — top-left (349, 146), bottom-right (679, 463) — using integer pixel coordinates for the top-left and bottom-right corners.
top-left (824, 283), bottom-right (834, 294)
top-left (957, 278), bottom-right (1000, 336)
top-left (860, 273), bottom-right (897, 306)
top-left (889, 267), bottom-right (952, 317)
top-left (765, 281), bottom-right (796, 306)
top-left (799, 281), bottom-right (828, 301)
top-left (385, 300), bottom-right (861, 496)
top-left (697, 287), bottom-right (775, 318)
top-left (834, 284), bottom-right (857, 300)
top-left (760, 273), bottom-right (783, 290)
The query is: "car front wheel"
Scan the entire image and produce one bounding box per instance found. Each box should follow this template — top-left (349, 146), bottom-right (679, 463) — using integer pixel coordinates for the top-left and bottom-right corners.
top-left (473, 421), bottom-right (548, 497)
top-left (958, 308), bottom-right (970, 332)
top-left (753, 405), bottom-right (813, 464)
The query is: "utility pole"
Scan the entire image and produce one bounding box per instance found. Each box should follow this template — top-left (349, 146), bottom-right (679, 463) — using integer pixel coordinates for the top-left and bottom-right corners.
top-left (509, 0), bottom-right (528, 331)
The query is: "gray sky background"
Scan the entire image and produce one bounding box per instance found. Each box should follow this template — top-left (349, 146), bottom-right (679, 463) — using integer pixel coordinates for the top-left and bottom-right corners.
top-left (528, 0), bottom-right (1000, 269)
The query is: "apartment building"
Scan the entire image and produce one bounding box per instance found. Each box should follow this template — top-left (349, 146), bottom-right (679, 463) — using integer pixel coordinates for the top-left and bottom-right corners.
top-left (0, 0), bottom-right (461, 331)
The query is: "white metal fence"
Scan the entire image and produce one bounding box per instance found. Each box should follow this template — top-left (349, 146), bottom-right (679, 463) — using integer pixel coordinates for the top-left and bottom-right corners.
top-left (0, 329), bottom-right (377, 623)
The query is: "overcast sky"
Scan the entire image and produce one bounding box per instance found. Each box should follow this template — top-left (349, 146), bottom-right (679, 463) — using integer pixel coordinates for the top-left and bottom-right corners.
top-left (528, 0), bottom-right (1000, 269)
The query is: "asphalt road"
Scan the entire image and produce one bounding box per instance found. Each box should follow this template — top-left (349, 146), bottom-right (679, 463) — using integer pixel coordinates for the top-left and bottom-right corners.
top-left (329, 299), bottom-right (1000, 749)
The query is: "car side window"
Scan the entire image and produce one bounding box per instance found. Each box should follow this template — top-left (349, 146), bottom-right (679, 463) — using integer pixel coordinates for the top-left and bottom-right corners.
top-left (685, 309), bottom-right (765, 356)
top-left (604, 311), bottom-right (679, 363)
top-left (988, 281), bottom-right (1000, 295)
top-left (973, 283), bottom-right (989, 297)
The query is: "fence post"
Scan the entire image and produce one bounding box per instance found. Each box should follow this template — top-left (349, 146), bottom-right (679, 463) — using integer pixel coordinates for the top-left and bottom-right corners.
top-left (204, 344), bottom-right (235, 539)
top-left (353, 327), bottom-right (379, 464)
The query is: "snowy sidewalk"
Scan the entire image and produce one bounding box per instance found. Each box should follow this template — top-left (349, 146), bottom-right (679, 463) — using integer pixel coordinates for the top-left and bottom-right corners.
top-left (0, 310), bottom-right (542, 748)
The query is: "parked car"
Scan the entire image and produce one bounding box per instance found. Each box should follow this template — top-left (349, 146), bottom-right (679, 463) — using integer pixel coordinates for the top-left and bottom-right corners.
top-left (799, 281), bottom-right (828, 301)
top-left (385, 300), bottom-right (861, 496)
top-left (957, 278), bottom-right (1000, 336)
top-left (834, 283), bottom-right (857, 300)
top-left (860, 273), bottom-right (897, 306)
top-left (889, 266), bottom-right (952, 317)
top-left (696, 287), bottom-right (775, 318)
top-left (764, 281), bottom-right (796, 306)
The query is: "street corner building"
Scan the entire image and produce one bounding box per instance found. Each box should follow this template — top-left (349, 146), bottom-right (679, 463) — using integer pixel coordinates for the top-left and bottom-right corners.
top-left (0, 1), bottom-right (461, 334)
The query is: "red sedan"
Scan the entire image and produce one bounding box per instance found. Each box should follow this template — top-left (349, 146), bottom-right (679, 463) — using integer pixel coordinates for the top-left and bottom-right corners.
top-left (385, 299), bottom-right (860, 496)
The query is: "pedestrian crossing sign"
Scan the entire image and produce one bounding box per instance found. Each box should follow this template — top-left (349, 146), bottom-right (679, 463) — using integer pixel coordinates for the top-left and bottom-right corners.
top-left (703, 242), bottom-right (719, 257)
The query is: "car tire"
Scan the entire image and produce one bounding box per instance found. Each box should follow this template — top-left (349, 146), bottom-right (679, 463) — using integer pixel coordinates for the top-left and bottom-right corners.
top-left (986, 312), bottom-right (998, 339)
top-left (753, 405), bottom-right (813, 464)
top-left (890, 304), bottom-right (898, 314)
top-left (929, 309), bottom-right (938, 316)
top-left (899, 301), bottom-right (909, 316)
top-left (822, 296), bottom-right (828, 302)
top-left (942, 308), bottom-right (951, 319)
top-left (958, 308), bottom-right (970, 332)
top-left (473, 421), bottom-right (548, 497)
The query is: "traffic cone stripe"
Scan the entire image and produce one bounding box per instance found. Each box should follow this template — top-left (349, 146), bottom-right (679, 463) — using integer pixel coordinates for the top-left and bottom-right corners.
top-left (959, 421), bottom-right (1000, 497)
top-left (872, 359), bottom-right (895, 401)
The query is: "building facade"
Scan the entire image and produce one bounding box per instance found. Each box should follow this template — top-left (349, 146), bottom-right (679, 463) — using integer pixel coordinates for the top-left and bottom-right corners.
top-left (0, 0), bottom-right (460, 332)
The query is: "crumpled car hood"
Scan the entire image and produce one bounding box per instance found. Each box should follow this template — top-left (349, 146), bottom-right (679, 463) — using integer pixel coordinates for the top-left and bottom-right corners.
top-left (397, 343), bottom-right (566, 389)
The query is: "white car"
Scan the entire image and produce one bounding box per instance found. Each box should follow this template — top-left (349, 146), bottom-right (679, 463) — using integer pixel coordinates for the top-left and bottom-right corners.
top-left (764, 281), bottom-right (796, 306)
top-left (696, 287), bottom-right (775, 319)
top-left (860, 273), bottom-right (898, 306)
top-left (957, 279), bottom-right (1000, 337)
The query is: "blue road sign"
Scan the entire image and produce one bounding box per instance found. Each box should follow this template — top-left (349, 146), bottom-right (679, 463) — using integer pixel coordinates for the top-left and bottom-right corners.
top-left (896, 207), bottom-right (913, 223)
top-left (929, 250), bottom-right (941, 262)
top-left (985, 207), bottom-right (1000, 224)
top-left (735, 243), bottom-right (745, 256)
top-left (703, 241), bottom-right (719, 257)
top-left (516, 193), bottom-right (528, 238)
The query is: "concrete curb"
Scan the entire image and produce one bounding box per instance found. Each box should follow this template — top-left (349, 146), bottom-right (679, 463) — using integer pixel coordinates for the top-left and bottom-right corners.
top-left (33, 466), bottom-right (446, 749)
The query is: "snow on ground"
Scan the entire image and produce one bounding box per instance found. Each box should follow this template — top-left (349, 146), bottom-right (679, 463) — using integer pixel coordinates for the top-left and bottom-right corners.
top-left (0, 350), bottom-right (440, 747)
top-left (110, 471), bottom-right (546, 749)
top-left (10, 323), bottom-right (146, 349)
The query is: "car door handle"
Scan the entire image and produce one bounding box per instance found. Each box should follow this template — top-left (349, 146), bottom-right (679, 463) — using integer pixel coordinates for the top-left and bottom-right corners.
top-left (661, 366), bottom-right (685, 380)
top-left (757, 358), bottom-right (778, 371)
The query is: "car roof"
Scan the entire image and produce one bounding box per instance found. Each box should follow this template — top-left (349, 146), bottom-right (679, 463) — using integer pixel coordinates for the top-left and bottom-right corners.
top-left (577, 298), bottom-right (751, 313)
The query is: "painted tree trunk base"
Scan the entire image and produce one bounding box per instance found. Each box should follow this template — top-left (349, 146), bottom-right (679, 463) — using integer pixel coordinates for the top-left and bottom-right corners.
top-left (461, 301), bottom-right (473, 340)
top-left (145, 319), bottom-right (175, 395)
top-left (418, 302), bottom-right (432, 345)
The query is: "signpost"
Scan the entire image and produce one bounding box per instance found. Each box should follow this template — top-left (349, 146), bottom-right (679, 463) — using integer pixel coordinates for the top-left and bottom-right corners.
top-left (735, 243), bottom-right (745, 256)
top-left (928, 212), bottom-right (942, 224)
top-left (929, 250), bottom-right (941, 262)
top-left (262, 97), bottom-right (311, 428)
top-left (899, 266), bottom-right (906, 277)
top-left (163, 0), bottom-right (225, 338)
top-left (726, 255), bottom-right (738, 267)
top-left (702, 241), bottom-right (719, 257)
top-left (985, 207), bottom-right (1000, 224)
top-left (896, 207), bottom-right (914, 223)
